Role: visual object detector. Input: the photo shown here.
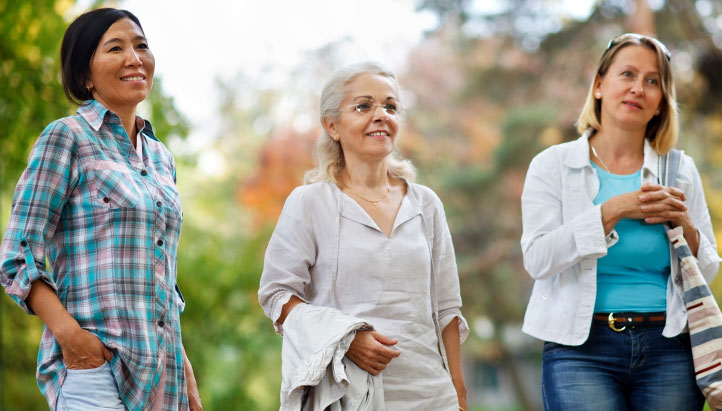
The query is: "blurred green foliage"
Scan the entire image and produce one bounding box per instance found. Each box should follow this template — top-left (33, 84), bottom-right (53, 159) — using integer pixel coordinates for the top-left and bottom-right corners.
top-left (3, 0), bottom-right (722, 410)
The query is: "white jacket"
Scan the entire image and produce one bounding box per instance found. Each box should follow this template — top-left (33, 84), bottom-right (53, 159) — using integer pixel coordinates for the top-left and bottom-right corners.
top-left (281, 303), bottom-right (384, 411)
top-left (521, 133), bottom-right (720, 345)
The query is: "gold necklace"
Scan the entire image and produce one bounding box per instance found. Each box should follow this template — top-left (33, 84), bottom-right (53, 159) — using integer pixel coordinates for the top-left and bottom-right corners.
top-left (590, 144), bottom-right (612, 173)
top-left (346, 184), bottom-right (390, 207)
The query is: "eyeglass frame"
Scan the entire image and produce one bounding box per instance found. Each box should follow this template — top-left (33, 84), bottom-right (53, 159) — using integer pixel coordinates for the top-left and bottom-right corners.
top-left (344, 101), bottom-right (401, 116)
top-left (606, 33), bottom-right (672, 62)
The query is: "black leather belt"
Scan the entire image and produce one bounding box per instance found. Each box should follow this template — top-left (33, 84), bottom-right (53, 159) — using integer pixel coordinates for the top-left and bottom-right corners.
top-left (593, 312), bottom-right (666, 332)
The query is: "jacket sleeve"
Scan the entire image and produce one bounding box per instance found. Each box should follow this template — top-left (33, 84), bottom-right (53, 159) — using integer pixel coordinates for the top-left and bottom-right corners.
top-left (681, 155), bottom-right (720, 283)
top-left (520, 147), bottom-right (609, 280)
top-left (0, 121), bottom-right (78, 314)
top-left (258, 187), bottom-right (317, 334)
top-left (429, 190), bottom-right (469, 343)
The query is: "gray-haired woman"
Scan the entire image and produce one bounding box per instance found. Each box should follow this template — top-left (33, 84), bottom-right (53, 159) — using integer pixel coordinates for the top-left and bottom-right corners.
top-left (258, 62), bottom-right (468, 410)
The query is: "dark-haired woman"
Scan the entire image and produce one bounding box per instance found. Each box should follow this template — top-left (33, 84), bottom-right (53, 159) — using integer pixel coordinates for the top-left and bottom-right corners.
top-left (521, 34), bottom-right (720, 410)
top-left (0, 8), bottom-right (201, 411)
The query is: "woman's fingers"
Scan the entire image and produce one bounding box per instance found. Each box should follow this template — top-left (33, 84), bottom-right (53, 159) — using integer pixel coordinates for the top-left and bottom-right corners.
top-left (640, 198), bottom-right (687, 213)
top-left (639, 185), bottom-right (686, 202)
top-left (347, 330), bottom-right (401, 375)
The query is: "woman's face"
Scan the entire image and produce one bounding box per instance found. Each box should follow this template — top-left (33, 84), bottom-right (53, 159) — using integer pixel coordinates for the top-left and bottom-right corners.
top-left (326, 74), bottom-right (400, 165)
top-left (594, 45), bottom-right (663, 133)
top-left (87, 18), bottom-right (154, 113)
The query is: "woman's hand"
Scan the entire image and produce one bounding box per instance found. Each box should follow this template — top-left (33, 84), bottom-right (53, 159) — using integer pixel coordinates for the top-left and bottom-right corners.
top-left (345, 330), bottom-right (400, 376)
top-left (639, 184), bottom-right (688, 224)
top-left (56, 326), bottom-right (113, 370)
top-left (26, 280), bottom-right (111, 370)
top-left (601, 184), bottom-right (687, 233)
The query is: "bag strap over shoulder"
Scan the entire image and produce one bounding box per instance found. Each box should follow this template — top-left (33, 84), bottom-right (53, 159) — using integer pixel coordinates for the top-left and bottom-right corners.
top-left (658, 148), bottom-right (683, 186)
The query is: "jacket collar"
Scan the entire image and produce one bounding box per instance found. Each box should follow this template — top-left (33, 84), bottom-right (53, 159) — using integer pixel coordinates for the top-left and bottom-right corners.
top-left (564, 128), bottom-right (660, 179)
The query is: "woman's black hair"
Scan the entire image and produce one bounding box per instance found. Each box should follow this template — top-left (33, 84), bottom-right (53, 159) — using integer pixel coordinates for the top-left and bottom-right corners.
top-left (60, 8), bottom-right (144, 104)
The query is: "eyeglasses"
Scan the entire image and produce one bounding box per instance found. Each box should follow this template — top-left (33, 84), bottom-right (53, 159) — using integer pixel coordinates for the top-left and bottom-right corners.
top-left (346, 101), bottom-right (400, 116)
top-left (606, 33), bottom-right (671, 62)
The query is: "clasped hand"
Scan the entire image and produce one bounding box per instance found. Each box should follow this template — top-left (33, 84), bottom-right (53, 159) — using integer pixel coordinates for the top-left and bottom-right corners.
top-left (345, 330), bottom-right (400, 376)
top-left (605, 183), bottom-right (689, 226)
top-left (636, 184), bottom-right (688, 225)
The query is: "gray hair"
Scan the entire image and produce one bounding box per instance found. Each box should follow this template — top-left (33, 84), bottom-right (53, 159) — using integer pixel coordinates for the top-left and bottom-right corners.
top-left (304, 61), bottom-right (416, 184)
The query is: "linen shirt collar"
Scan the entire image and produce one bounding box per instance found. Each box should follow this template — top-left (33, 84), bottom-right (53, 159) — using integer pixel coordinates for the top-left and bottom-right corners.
top-left (77, 99), bottom-right (158, 141)
top-left (564, 128), bottom-right (660, 180)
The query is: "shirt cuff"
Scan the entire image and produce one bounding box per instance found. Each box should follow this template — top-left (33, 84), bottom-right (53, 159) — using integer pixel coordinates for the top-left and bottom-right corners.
top-left (439, 310), bottom-right (470, 344)
top-left (4, 240), bottom-right (56, 315)
top-left (572, 205), bottom-right (609, 257)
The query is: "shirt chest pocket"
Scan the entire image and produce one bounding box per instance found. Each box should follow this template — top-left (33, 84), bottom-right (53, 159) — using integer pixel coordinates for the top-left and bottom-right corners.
top-left (90, 161), bottom-right (139, 209)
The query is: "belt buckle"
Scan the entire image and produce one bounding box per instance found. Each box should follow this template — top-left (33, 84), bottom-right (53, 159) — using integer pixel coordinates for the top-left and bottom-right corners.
top-left (608, 312), bottom-right (626, 332)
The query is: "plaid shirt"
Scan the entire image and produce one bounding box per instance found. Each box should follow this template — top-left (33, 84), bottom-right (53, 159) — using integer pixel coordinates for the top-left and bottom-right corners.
top-left (0, 100), bottom-right (188, 410)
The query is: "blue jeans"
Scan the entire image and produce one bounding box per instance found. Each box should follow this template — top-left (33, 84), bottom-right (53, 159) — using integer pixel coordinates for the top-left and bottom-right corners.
top-left (57, 362), bottom-right (127, 411)
top-left (542, 322), bottom-right (704, 411)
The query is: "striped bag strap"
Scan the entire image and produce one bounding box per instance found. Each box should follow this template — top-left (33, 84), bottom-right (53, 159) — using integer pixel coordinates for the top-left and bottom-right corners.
top-left (659, 148), bottom-right (682, 186)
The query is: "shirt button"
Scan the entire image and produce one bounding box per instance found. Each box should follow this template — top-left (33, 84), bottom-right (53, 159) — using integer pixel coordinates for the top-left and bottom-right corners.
top-left (20, 240), bottom-right (27, 247)
top-left (157, 320), bottom-right (165, 327)
top-left (156, 201), bottom-right (162, 207)
top-left (141, 170), bottom-right (148, 176)
top-left (103, 197), bottom-right (110, 203)
top-left (157, 239), bottom-right (164, 246)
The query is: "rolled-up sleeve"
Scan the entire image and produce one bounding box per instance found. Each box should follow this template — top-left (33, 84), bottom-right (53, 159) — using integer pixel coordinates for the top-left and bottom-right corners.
top-left (431, 194), bottom-right (469, 343)
top-left (520, 149), bottom-right (608, 280)
top-left (0, 121), bottom-right (76, 314)
top-left (258, 187), bottom-right (317, 334)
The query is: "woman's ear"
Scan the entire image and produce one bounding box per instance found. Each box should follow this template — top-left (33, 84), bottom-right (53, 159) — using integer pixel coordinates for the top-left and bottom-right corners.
top-left (593, 75), bottom-right (603, 99)
top-left (323, 116), bottom-right (339, 141)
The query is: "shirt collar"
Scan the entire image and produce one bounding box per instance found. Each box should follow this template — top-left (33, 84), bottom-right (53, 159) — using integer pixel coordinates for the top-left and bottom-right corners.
top-left (77, 99), bottom-right (158, 141)
top-left (564, 128), bottom-right (659, 179)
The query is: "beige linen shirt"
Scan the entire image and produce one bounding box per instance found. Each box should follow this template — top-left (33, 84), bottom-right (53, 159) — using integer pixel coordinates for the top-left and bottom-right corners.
top-left (259, 181), bottom-right (468, 410)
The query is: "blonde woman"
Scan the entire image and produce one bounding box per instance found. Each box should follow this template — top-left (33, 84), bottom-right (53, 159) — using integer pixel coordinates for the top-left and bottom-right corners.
top-left (521, 34), bottom-right (720, 410)
top-left (259, 62), bottom-right (468, 410)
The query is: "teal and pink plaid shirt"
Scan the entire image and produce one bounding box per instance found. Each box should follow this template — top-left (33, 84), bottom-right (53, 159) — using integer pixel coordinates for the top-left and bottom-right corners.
top-left (0, 100), bottom-right (188, 410)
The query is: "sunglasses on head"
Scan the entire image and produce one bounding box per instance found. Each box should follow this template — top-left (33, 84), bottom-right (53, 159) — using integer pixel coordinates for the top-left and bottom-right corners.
top-left (606, 33), bottom-right (672, 62)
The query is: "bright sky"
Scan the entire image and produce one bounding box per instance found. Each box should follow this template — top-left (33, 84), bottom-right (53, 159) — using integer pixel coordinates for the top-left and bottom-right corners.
top-left (116, 0), bottom-right (439, 149)
top-left (71, 0), bottom-right (596, 165)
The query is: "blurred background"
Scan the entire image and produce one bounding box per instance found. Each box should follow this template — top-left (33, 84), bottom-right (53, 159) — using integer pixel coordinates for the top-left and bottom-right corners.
top-left (2, 0), bottom-right (722, 409)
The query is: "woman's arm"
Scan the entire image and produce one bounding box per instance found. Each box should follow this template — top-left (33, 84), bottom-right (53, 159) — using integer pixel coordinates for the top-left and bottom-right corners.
top-left (442, 317), bottom-right (467, 410)
top-left (258, 188), bottom-right (318, 333)
top-left (521, 149), bottom-right (610, 280)
top-left (26, 280), bottom-right (111, 369)
top-left (0, 121), bottom-right (77, 312)
top-left (182, 344), bottom-right (203, 411)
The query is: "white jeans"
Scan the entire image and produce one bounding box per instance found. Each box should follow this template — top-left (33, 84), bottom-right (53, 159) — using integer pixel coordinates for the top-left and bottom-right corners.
top-left (56, 362), bottom-right (126, 411)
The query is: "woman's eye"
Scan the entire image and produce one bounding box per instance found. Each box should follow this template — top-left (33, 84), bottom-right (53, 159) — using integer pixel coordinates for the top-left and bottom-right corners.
top-left (646, 78), bottom-right (659, 86)
top-left (621, 71), bottom-right (633, 78)
top-left (109, 46), bottom-right (121, 52)
top-left (383, 104), bottom-right (397, 114)
top-left (355, 103), bottom-right (371, 112)
top-left (137, 43), bottom-right (149, 50)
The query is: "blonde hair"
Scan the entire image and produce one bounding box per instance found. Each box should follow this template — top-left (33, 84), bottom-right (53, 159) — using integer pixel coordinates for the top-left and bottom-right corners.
top-left (576, 34), bottom-right (678, 154)
top-left (304, 61), bottom-right (416, 184)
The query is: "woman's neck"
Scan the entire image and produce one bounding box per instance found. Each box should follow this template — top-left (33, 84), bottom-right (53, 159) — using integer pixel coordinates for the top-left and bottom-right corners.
top-left (590, 127), bottom-right (645, 174)
top-left (341, 157), bottom-right (389, 189)
top-left (592, 127), bottom-right (645, 159)
top-left (93, 97), bottom-right (138, 147)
